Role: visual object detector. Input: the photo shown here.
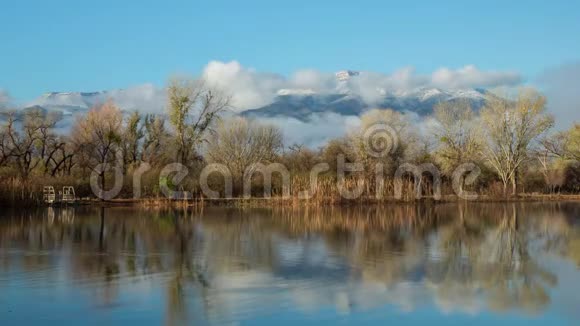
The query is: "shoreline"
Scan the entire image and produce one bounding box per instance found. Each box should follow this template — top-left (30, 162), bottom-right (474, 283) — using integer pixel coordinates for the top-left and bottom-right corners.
top-left (41, 193), bottom-right (580, 208)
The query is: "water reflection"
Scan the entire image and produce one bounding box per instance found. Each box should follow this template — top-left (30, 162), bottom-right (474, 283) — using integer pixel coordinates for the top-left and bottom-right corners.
top-left (0, 203), bottom-right (579, 324)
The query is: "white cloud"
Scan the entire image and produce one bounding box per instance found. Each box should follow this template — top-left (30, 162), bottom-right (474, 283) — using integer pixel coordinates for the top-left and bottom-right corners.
top-left (538, 62), bottom-right (580, 129)
top-left (12, 61), bottom-right (527, 146)
top-left (202, 60), bottom-right (286, 111)
top-left (104, 84), bottom-right (166, 114)
top-left (431, 65), bottom-right (521, 89)
top-left (200, 61), bottom-right (522, 109)
top-left (347, 67), bottom-right (429, 103)
top-left (19, 61), bottom-right (523, 115)
top-left (259, 113), bottom-right (361, 148)
top-left (289, 69), bottom-right (335, 91)
top-left (0, 89), bottom-right (11, 109)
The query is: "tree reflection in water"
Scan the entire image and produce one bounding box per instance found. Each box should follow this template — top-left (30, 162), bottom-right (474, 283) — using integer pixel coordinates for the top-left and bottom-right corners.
top-left (0, 203), bottom-right (579, 324)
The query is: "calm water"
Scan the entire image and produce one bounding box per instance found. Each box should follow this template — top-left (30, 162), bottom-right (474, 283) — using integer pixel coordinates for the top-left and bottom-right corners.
top-left (0, 203), bottom-right (579, 325)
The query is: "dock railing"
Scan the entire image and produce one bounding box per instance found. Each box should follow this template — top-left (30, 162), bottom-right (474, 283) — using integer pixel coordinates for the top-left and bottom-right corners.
top-left (43, 186), bottom-right (56, 204)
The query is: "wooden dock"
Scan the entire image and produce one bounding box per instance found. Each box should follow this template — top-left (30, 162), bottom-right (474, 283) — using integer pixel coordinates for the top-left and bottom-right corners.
top-left (43, 186), bottom-right (78, 205)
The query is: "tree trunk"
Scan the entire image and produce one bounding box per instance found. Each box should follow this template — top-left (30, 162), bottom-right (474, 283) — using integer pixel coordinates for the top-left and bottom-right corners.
top-left (100, 171), bottom-right (106, 201)
top-left (512, 168), bottom-right (520, 196)
top-left (98, 207), bottom-right (105, 251)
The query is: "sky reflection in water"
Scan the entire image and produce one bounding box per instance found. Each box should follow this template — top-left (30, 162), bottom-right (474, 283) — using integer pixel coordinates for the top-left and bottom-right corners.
top-left (0, 203), bottom-right (579, 325)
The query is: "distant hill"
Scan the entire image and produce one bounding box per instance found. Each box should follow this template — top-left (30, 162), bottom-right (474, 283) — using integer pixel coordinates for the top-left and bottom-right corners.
top-left (242, 87), bottom-right (488, 120)
top-left (10, 72), bottom-right (491, 128)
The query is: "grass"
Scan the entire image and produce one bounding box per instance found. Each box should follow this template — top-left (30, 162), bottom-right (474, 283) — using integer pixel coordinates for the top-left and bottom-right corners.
top-left (1, 173), bottom-right (579, 208)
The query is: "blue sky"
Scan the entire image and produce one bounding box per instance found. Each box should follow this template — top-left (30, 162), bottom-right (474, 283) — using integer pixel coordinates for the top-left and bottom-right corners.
top-left (1, 0), bottom-right (580, 101)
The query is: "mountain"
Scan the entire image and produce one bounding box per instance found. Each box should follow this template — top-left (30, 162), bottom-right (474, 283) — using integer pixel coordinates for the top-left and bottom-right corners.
top-left (242, 87), bottom-right (488, 120)
top-left (15, 71), bottom-right (490, 126)
top-left (26, 91), bottom-right (104, 116)
top-left (12, 84), bottom-right (165, 128)
top-left (23, 84), bottom-right (164, 116)
top-left (241, 69), bottom-right (488, 120)
top-left (242, 92), bottom-right (366, 119)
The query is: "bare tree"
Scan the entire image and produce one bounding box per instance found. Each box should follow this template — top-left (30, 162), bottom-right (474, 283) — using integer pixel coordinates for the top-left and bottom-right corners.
top-left (536, 124), bottom-right (580, 193)
top-left (123, 111), bottom-right (145, 167)
top-left (142, 114), bottom-right (170, 165)
top-left (166, 77), bottom-right (230, 164)
top-left (542, 124), bottom-right (580, 161)
top-left (0, 109), bottom-right (61, 179)
top-left (349, 109), bottom-right (414, 176)
top-left (45, 135), bottom-right (76, 176)
top-left (481, 89), bottom-right (554, 195)
top-left (533, 145), bottom-right (566, 193)
top-left (72, 101), bottom-right (123, 196)
top-left (567, 123), bottom-right (580, 161)
top-left (283, 144), bottom-right (319, 173)
top-left (432, 100), bottom-right (482, 192)
top-left (205, 117), bottom-right (283, 189)
top-left (0, 112), bottom-right (17, 167)
top-left (343, 109), bottom-right (422, 199)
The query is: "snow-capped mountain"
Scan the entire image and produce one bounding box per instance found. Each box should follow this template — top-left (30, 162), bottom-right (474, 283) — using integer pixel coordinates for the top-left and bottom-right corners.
top-left (26, 91), bottom-right (106, 117)
top-left (24, 84), bottom-right (165, 116)
top-left (15, 71), bottom-right (490, 126)
top-left (241, 70), bottom-right (488, 119)
top-left (242, 86), bottom-right (487, 120)
top-left (2, 84), bottom-right (163, 129)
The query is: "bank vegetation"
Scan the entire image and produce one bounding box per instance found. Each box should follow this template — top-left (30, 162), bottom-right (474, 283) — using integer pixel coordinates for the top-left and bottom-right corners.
top-left (1, 77), bottom-right (579, 206)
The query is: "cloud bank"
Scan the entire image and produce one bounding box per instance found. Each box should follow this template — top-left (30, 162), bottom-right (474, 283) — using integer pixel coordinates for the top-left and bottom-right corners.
top-left (0, 89), bottom-right (10, 109)
top-left (104, 84), bottom-right (166, 114)
top-left (8, 61), bottom-right (526, 147)
top-left (260, 113), bottom-right (361, 148)
top-left (16, 61), bottom-right (522, 115)
top-left (538, 62), bottom-right (580, 129)
top-left (201, 61), bottom-right (522, 110)
top-left (200, 60), bottom-right (580, 147)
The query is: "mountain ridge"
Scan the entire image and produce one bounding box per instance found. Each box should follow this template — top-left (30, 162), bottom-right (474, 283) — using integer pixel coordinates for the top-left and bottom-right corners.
top-left (21, 86), bottom-right (488, 120)
top-left (241, 87), bottom-right (488, 120)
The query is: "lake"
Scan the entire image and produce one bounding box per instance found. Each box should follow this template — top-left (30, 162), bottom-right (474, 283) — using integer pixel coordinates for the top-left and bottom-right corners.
top-left (0, 203), bottom-right (579, 325)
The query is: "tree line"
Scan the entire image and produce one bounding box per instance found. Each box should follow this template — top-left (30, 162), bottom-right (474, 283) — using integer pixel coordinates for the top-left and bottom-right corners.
top-left (0, 77), bottom-right (578, 204)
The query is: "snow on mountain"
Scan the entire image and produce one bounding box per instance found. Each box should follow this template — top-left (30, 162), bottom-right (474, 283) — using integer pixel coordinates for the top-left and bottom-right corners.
top-left (243, 86), bottom-right (487, 120)
top-left (277, 89), bottom-right (317, 96)
top-left (385, 87), bottom-right (485, 102)
top-left (16, 84), bottom-right (166, 130)
top-left (28, 91), bottom-right (101, 109)
top-left (335, 70), bottom-right (360, 81)
top-left (25, 84), bottom-right (165, 115)
top-left (20, 71), bottom-right (490, 126)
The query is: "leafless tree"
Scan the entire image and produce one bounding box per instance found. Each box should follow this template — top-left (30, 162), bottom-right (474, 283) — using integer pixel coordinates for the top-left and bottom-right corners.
top-left (481, 89), bottom-right (554, 195)
top-left (205, 117), bottom-right (283, 189)
top-left (72, 101), bottom-right (123, 195)
top-left (432, 100), bottom-right (482, 192)
top-left (123, 111), bottom-right (145, 167)
top-left (141, 114), bottom-right (170, 165)
top-left (166, 77), bottom-right (230, 165)
top-left (0, 109), bottom-right (61, 179)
